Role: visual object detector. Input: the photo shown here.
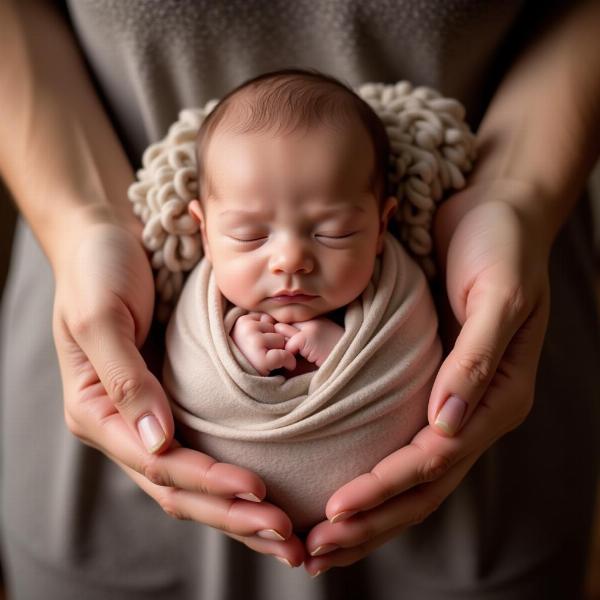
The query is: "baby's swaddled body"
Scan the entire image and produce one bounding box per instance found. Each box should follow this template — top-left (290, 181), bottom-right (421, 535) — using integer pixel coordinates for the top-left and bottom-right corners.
top-left (163, 234), bottom-right (442, 530)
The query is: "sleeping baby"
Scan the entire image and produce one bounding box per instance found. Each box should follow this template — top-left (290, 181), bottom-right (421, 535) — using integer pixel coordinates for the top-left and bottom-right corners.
top-left (163, 69), bottom-right (443, 530)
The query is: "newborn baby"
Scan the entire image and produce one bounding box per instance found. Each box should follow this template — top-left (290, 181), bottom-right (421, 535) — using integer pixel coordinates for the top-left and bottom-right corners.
top-left (163, 69), bottom-right (442, 530)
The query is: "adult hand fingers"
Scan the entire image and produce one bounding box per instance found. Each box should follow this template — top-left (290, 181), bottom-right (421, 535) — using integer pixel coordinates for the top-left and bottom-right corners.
top-left (226, 532), bottom-right (306, 567)
top-left (427, 285), bottom-right (528, 436)
top-left (322, 291), bottom-right (548, 521)
top-left (62, 310), bottom-right (174, 454)
top-left (122, 461), bottom-right (295, 543)
top-left (304, 453), bottom-right (479, 575)
top-left (62, 376), bottom-right (269, 500)
top-left (322, 423), bottom-right (479, 522)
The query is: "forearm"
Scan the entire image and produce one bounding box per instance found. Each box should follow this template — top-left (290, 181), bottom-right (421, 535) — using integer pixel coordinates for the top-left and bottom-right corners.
top-left (468, 0), bottom-right (600, 244)
top-left (0, 0), bottom-right (139, 272)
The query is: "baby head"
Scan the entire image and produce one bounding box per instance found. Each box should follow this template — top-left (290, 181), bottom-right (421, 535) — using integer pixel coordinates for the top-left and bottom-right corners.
top-left (188, 69), bottom-right (397, 324)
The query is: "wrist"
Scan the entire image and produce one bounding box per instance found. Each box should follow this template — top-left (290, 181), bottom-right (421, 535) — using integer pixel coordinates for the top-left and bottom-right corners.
top-left (433, 178), bottom-right (555, 269)
top-left (46, 199), bottom-right (143, 275)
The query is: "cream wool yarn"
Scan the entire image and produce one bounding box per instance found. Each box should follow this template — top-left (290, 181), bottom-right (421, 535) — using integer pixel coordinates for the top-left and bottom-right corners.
top-left (127, 81), bottom-right (476, 319)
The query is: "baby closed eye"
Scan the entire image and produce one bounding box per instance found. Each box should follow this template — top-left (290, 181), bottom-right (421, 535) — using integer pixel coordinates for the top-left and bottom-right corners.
top-left (315, 231), bottom-right (357, 239)
top-left (228, 235), bottom-right (268, 243)
top-left (226, 229), bottom-right (269, 244)
top-left (315, 231), bottom-right (361, 247)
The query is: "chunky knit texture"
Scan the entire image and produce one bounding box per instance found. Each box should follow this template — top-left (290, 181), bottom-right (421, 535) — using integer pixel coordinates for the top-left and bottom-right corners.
top-left (127, 80), bottom-right (476, 320)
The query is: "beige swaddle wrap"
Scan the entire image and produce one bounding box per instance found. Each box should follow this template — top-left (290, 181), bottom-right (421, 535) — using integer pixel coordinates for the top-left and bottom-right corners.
top-left (163, 234), bottom-right (442, 529)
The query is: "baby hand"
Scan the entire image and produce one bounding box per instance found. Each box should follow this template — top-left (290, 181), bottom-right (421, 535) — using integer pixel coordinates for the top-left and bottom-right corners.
top-left (274, 318), bottom-right (344, 367)
top-left (230, 313), bottom-right (297, 375)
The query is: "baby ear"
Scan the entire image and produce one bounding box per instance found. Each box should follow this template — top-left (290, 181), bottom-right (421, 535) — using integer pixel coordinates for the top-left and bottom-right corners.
top-left (188, 199), bottom-right (212, 262)
top-left (376, 196), bottom-right (398, 254)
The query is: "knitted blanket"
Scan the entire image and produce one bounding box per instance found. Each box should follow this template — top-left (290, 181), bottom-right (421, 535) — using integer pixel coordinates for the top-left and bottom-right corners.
top-left (163, 234), bottom-right (442, 529)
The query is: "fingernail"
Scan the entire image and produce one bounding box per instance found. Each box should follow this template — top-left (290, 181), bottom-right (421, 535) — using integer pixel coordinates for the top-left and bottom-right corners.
top-left (235, 492), bottom-right (262, 502)
top-left (137, 414), bottom-right (166, 453)
top-left (330, 510), bottom-right (355, 524)
top-left (435, 395), bottom-right (467, 436)
top-left (258, 529), bottom-right (286, 541)
top-left (310, 543), bottom-right (338, 557)
top-left (311, 569), bottom-right (327, 578)
top-left (275, 556), bottom-right (294, 568)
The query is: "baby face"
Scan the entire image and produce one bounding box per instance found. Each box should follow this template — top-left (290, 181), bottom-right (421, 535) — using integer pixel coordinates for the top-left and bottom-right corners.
top-left (190, 121), bottom-right (396, 323)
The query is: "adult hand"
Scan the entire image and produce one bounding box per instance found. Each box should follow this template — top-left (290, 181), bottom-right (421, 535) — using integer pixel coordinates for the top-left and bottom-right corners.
top-left (302, 181), bottom-right (552, 575)
top-left (52, 219), bottom-right (305, 567)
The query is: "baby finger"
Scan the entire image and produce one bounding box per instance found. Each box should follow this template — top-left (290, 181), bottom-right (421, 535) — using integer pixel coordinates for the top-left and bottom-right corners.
top-left (259, 313), bottom-right (276, 324)
top-left (273, 322), bottom-right (300, 339)
top-left (284, 331), bottom-right (306, 356)
top-left (261, 332), bottom-right (287, 349)
top-left (265, 348), bottom-right (297, 372)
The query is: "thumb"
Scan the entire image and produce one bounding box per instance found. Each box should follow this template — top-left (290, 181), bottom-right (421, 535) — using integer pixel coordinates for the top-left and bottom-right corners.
top-left (428, 294), bottom-right (523, 436)
top-left (76, 313), bottom-right (174, 454)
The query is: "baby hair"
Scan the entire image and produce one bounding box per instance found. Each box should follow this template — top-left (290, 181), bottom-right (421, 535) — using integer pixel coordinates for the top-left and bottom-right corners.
top-left (195, 68), bottom-right (391, 204)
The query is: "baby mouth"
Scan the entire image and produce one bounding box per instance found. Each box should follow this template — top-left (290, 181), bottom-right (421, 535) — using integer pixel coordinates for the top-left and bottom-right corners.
top-left (269, 291), bottom-right (318, 303)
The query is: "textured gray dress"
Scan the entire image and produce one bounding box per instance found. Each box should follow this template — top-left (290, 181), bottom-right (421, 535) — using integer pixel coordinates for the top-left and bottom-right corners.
top-left (1, 1), bottom-right (599, 598)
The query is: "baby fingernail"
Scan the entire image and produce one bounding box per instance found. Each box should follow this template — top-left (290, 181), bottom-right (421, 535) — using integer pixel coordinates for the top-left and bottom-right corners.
top-left (235, 492), bottom-right (262, 502)
top-left (258, 529), bottom-right (286, 541)
top-left (310, 544), bottom-right (338, 557)
top-left (330, 510), bottom-right (355, 524)
top-left (435, 395), bottom-right (467, 436)
top-left (137, 414), bottom-right (166, 454)
top-left (275, 556), bottom-right (294, 568)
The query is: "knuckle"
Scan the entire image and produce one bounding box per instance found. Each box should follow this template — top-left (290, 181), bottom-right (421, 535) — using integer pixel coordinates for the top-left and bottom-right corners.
top-left (456, 350), bottom-right (494, 386)
top-left (216, 502), bottom-right (238, 535)
top-left (158, 489), bottom-right (188, 521)
top-left (356, 517), bottom-right (376, 545)
top-left (63, 409), bottom-right (85, 439)
top-left (418, 454), bottom-right (452, 484)
top-left (197, 460), bottom-right (218, 495)
top-left (369, 470), bottom-right (397, 503)
top-left (105, 366), bottom-right (144, 410)
top-left (142, 456), bottom-right (171, 487)
top-left (69, 302), bottom-right (120, 339)
top-left (237, 318), bottom-right (253, 332)
top-left (500, 285), bottom-right (529, 319)
top-left (69, 312), bottom-right (95, 339)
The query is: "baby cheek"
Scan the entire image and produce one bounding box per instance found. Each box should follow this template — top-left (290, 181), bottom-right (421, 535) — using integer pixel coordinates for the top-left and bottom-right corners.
top-left (330, 254), bottom-right (375, 303)
top-left (213, 256), bottom-right (263, 308)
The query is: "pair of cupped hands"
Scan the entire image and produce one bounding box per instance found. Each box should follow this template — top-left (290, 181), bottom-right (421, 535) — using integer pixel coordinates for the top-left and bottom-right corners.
top-left (52, 179), bottom-right (551, 576)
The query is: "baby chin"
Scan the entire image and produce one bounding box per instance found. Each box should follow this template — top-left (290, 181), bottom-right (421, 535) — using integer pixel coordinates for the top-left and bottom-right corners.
top-left (262, 302), bottom-right (323, 324)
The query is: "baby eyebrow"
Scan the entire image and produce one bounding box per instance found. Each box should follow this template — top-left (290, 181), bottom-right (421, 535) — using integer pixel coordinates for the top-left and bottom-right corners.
top-left (317, 205), bottom-right (367, 216)
top-left (219, 209), bottom-right (267, 217)
top-left (217, 203), bottom-right (367, 220)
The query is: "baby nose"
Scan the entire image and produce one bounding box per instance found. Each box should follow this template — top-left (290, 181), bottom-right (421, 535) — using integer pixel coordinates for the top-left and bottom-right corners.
top-left (269, 239), bottom-right (314, 274)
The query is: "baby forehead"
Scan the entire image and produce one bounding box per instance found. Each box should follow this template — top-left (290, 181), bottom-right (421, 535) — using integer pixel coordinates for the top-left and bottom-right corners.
top-left (214, 197), bottom-right (372, 227)
top-left (205, 124), bottom-right (375, 185)
top-left (207, 142), bottom-right (375, 207)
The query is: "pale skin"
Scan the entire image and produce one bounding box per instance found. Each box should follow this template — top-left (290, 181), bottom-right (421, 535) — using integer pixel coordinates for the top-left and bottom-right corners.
top-left (1, 0), bottom-right (599, 576)
top-left (187, 121), bottom-right (397, 378)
